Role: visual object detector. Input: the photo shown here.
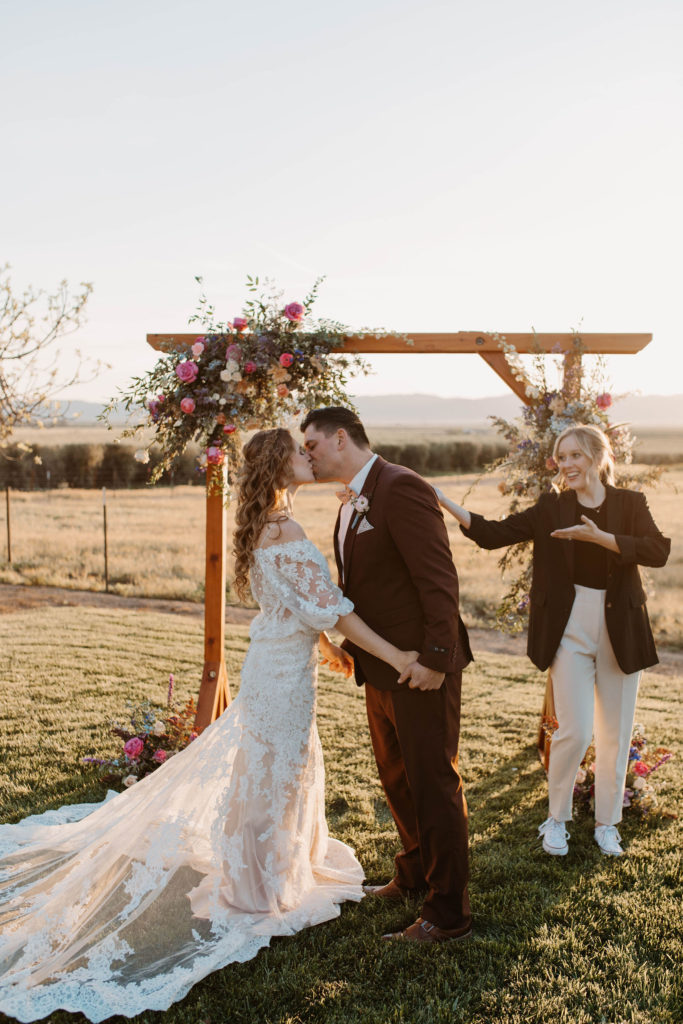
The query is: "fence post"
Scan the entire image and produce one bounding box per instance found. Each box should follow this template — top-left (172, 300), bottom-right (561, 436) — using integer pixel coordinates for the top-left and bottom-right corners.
top-left (102, 486), bottom-right (109, 593)
top-left (5, 485), bottom-right (11, 565)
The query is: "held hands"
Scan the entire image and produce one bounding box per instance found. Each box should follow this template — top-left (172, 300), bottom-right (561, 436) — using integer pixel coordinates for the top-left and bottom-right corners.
top-left (319, 639), bottom-right (354, 678)
top-left (397, 659), bottom-right (446, 691)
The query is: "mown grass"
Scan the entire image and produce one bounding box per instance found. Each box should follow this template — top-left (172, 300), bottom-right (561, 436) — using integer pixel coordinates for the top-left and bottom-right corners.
top-left (0, 607), bottom-right (681, 1024)
top-left (1, 467), bottom-right (681, 646)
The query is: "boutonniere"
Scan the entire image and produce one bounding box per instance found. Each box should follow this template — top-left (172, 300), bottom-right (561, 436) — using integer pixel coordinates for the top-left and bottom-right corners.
top-left (350, 494), bottom-right (370, 529)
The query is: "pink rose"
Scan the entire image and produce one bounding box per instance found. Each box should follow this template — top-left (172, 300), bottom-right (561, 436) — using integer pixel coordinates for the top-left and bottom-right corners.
top-left (191, 340), bottom-right (205, 357)
top-left (223, 424), bottom-right (237, 434)
top-left (225, 344), bottom-right (242, 362)
top-left (633, 761), bottom-right (649, 777)
top-left (232, 317), bottom-right (248, 332)
top-left (279, 352), bottom-right (294, 368)
top-left (180, 397), bottom-right (196, 414)
top-left (175, 360), bottom-right (199, 384)
top-left (284, 302), bottom-right (304, 322)
top-left (153, 749), bottom-right (168, 764)
top-left (276, 383), bottom-right (289, 398)
top-left (206, 446), bottom-right (224, 465)
top-left (244, 360), bottom-right (257, 374)
top-left (596, 392), bottom-right (612, 410)
top-left (546, 457), bottom-right (557, 471)
top-left (124, 737), bottom-right (144, 760)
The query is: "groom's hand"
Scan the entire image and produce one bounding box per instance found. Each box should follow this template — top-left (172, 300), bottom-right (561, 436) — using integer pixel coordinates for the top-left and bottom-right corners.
top-left (398, 662), bottom-right (445, 691)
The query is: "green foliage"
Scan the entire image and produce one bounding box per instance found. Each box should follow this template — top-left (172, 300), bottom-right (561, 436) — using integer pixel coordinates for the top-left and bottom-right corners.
top-left (0, 608), bottom-right (680, 1024)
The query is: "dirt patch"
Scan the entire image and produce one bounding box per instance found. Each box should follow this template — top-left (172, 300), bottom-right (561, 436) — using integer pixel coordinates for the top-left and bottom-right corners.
top-left (0, 582), bottom-right (680, 676)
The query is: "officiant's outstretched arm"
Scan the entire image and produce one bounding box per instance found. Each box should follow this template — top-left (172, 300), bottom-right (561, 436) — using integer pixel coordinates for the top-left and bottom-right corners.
top-left (435, 423), bottom-right (670, 860)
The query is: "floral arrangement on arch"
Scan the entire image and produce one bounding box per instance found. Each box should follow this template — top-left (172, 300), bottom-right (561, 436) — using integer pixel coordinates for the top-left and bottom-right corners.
top-left (479, 333), bottom-right (663, 633)
top-left (82, 674), bottom-right (197, 789)
top-left (572, 724), bottom-right (674, 818)
top-left (104, 276), bottom-right (379, 482)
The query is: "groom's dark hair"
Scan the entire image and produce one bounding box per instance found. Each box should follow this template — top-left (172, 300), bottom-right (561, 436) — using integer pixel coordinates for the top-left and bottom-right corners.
top-left (300, 406), bottom-right (370, 448)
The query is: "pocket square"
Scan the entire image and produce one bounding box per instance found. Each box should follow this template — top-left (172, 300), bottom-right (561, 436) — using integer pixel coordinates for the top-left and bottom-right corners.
top-left (357, 517), bottom-right (374, 535)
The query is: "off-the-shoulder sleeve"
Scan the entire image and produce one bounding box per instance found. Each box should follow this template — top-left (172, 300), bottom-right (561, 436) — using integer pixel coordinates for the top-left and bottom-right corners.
top-left (269, 543), bottom-right (354, 631)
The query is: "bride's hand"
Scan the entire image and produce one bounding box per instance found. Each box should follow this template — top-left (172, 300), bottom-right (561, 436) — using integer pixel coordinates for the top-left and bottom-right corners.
top-left (395, 650), bottom-right (420, 674)
top-left (320, 642), bottom-right (354, 678)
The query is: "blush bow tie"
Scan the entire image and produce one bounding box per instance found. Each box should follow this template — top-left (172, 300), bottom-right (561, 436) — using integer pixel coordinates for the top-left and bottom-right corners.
top-left (336, 485), bottom-right (358, 504)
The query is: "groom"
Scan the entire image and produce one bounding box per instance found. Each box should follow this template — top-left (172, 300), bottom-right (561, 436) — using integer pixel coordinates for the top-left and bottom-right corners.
top-left (302, 406), bottom-right (473, 943)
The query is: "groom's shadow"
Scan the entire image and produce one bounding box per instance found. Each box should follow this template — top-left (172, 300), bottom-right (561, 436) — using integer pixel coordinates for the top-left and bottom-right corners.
top-left (353, 741), bottom-right (676, 943)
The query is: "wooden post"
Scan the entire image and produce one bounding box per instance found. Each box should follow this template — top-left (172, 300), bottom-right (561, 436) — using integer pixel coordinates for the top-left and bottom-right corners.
top-left (194, 460), bottom-right (231, 732)
top-left (563, 346), bottom-right (583, 401)
top-left (5, 485), bottom-right (11, 565)
top-left (102, 487), bottom-right (109, 593)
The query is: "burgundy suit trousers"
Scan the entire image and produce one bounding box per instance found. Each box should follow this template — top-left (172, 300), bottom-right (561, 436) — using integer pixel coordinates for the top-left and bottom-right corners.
top-left (364, 671), bottom-right (471, 931)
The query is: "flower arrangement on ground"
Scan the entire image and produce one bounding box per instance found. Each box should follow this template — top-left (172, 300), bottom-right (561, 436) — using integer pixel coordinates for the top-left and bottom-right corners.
top-left (572, 724), bottom-right (674, 817)
top-left (480, 334), bottom-right (663, 632)
top-left (82, 674), bottom-right (197, 789)
top-left (104, 276), bottom-right (384, 483)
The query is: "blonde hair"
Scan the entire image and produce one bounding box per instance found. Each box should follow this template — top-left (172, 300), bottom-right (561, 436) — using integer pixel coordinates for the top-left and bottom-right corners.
top-left (552, 424), bottom-right (615, 490)
top-left (233, 428), bottom-right (295, 601)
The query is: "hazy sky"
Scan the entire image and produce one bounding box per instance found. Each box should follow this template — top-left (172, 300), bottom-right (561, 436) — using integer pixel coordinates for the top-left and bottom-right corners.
top-left (3, 0), bottom-right (681, 403)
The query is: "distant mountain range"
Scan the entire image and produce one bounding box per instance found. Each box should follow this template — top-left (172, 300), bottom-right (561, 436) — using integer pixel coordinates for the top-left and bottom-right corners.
top-left (57, 394), bottom-right (683, 429)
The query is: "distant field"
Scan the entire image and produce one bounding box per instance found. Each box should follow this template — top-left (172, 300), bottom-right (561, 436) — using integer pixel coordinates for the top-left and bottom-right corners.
top-left (13, 422), bottom-right (683, 458)
top-left (2, 467), bottom-right (681, 647)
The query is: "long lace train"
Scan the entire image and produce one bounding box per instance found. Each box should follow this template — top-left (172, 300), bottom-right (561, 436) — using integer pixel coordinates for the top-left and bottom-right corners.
top-left (0, 539), bottom-right (364, 1022)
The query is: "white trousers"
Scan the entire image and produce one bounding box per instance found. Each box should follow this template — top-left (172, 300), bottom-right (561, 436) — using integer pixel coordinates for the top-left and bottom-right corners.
top-left (548, 585), bottom-right (641, 825)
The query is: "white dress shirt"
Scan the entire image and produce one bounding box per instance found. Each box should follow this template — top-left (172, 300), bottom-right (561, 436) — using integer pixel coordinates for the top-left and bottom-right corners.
top-left (338, 453), bottom-right (377, 574)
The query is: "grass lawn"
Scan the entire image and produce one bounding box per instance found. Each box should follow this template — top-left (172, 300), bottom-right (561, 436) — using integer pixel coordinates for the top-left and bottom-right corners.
top-left (0, 607), bottom-right (681, 1024)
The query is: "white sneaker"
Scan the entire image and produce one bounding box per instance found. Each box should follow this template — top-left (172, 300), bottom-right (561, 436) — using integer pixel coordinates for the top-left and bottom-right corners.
top-left (594, 825), bottom-right (624, 856)
top-left (538, 816), bottom-right (570, 856)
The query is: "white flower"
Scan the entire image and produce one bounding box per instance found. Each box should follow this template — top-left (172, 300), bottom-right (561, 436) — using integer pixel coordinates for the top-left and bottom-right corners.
top-left (220, 359), bottom-right (242, 384)
top-left (135, 449), bottom-right (150, 464)
top-left (151, 720), bottom-right (166, 737)
top-left (123, 774), bottom-right (138, 787)
top-left (632, 777), bottom-right (646, 791)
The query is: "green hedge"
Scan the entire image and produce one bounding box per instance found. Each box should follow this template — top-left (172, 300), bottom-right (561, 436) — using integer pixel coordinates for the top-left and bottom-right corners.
top-left (0, 444), bottom-right (202, 490)
top-left (0, 440), bottom-right (675, 490)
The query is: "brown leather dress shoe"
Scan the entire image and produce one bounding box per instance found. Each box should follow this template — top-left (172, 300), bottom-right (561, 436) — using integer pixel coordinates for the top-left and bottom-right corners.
top-left (382, 917), bottom-right (473, 943)
top-left (362, 879), bottom-right (412, 899)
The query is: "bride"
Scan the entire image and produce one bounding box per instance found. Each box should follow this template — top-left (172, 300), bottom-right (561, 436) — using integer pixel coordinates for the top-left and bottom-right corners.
top-left (0, 427), bottom-right (417, 1023)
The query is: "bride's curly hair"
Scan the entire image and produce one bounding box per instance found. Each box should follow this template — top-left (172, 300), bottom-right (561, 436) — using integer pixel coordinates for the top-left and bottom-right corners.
top-left (233, 428), bottom-right (295, 601)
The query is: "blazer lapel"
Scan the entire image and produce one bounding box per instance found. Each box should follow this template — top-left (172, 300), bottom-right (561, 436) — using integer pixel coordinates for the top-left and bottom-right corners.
top-left (557, 488), bottom-right (577, 579)
top-left (343, 456), bottom-right (386, 587)
top-left (604, 484), bottom-right (620, 542)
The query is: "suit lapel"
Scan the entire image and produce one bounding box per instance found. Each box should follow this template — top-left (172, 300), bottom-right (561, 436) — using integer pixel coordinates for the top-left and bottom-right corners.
top-left (343, 456), bottom-right (386, 588)
top-left (333, 504), bottom-right (343, 582)
top-left (558, 488), bottom-right (577, 579)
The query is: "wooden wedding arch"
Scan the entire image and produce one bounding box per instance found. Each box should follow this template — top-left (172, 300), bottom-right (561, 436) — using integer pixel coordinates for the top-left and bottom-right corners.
top-left (147, 330), bottom-right (652, 738)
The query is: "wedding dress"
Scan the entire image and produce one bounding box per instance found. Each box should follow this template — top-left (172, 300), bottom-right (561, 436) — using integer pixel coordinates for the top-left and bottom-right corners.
top-left (0, 538), bottom-right (364, 1023)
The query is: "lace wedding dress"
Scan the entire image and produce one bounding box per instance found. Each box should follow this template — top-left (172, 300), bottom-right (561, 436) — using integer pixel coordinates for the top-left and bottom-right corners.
top-left (0, 539), bottom-right (364, 1023)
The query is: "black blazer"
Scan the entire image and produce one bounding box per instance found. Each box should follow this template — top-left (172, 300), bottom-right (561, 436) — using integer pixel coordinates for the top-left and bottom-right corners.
top-left (462, 485), bottom-right (670, 674)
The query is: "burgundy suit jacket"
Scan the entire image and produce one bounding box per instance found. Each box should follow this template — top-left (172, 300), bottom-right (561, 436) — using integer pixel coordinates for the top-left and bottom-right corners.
top-left (335, 457), bottom-right (472, 691)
